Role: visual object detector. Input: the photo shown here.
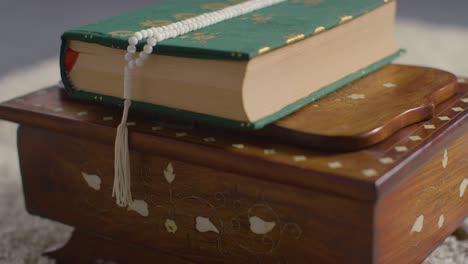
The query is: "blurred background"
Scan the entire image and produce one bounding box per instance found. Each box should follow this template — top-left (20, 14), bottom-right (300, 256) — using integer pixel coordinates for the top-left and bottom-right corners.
top-left (0, 0), bottom-right (467, 77)
top-left (0, 1), bottom-right (467, 263)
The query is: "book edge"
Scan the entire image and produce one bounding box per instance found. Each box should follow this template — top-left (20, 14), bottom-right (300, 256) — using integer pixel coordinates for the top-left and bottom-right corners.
top-left (60, 42), bottom-right (404, 131)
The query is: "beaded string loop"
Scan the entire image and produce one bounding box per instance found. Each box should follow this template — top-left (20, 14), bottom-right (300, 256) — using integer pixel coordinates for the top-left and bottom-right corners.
top-left (113, 0), bottom-right (287, 208)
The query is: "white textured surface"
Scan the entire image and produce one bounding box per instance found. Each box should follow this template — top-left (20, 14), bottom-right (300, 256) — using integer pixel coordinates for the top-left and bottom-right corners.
top-left (1, 19), bottom-right (468, 263)
top-left (395, 19), bottom-right (468, 76)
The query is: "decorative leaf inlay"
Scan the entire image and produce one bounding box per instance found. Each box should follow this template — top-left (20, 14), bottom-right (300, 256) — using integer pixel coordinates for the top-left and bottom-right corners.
top-left (195, 216), bottom-right (219, 233)
top-left (164, 163), bottom-right (176, 184)
top-left (249, 216), bottom-right (276, 235)
top-left (411, 215), bottom-right (424, 233)
top-left (81, 172), bottom-right (101, 191)
top-left (442, 149), bottom-right (448, 169)
top-left (128, 200), bottom-right (149, 217)
top-left (438, 215), bottom-right (445, 229)
top-left (460, 179), bottom-right (468, 198)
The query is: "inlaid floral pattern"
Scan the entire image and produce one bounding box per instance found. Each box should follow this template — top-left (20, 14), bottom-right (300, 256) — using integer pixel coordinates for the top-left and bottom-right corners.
top-left (124, 162), bottom-right (302, 260)
top-left (165, 219), bottom-right (178, 233)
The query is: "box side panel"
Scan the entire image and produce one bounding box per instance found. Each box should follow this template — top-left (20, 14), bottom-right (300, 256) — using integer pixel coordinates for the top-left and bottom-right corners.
top-left (18, 125), bottom-right (373, 264)
top-left (375, 133), bottom-right (468, 264)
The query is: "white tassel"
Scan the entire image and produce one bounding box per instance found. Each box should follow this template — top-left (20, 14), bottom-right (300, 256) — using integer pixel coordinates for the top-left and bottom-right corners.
top-left (112, 0), bottom-right (287, 208)
top-left (113, 99), bottom-right (132, 207)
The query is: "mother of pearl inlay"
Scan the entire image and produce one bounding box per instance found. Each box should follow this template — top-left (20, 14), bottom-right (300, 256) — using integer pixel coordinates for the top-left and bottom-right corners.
top-left (164, 163), bottom-right (175, 184)
top-left (362, 169), bottom-right (378, 177)
top-left (81, 172), bottom-right (101, 191)
top-left (442, 149), bottom-right (448, 169)
top-left (438, 214), bottom-right (445, 229)
top-left (411, 215), bottom-right (424, 233)
top-left (195, 216), bottom-right (219, 234)
top-left (383, 83), bottom-right (397, 88)
top-left (460, 179), bottom-right (468, 198)
top-left (293, 155), bottom-right (307, 162)
top-left (164, 219), bottom-right (178, 234)
top-left (249, 216), bottom-right (276, 235)
top-left (128, 200), bottom-right (149, 217)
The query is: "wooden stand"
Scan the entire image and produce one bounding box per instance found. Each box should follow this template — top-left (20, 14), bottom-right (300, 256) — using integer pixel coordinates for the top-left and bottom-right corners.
top-left (45, 231), bottom-right (192, 264)
top-left (0, 65), bottom-right (466, 263)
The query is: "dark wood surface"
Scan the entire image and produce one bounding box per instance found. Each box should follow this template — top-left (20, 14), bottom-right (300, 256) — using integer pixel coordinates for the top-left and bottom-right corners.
top-left (264, 64), bottom-right (459, 151)
top-left (45, 230), bottom-right (194, 264)
top-left (376, 134), bottom-right (468, 263)
top-left (19, 125), bottom-right (375, 263)
top-left (0, 68), bottom-right (465, 263)
top-left (0, 81), bottom-right (466, 201)
top-left (16, 125), bottom-right (467, 263)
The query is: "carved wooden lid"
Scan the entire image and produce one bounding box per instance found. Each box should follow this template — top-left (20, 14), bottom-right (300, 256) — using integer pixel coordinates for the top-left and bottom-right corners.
top-left (262, 64), bottom-right (459, 151)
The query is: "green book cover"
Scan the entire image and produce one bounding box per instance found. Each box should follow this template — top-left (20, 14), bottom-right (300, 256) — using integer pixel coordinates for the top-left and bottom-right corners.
top-left (60, 0), bottom-right (401, 130)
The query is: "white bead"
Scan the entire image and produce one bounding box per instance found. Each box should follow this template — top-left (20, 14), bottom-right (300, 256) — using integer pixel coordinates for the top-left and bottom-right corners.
top-left (154, 32), bottom-right (164, 42)
top-left (127, 45), bottom-right (136, 53)
top-left (121, 0), bottom-right (288, 104)
top-left (189, 23), bottom-right (196, 31)
top-left (125, 53), bottom-right (133, 61)
top-left (128, 37), bottom-right (138, 45)
top-left (143, 45), bottom-right (153, 54)
top-left (169, 29), bottom-right (177, 38)
top-left (146, 29), bottom-right (153, 37)
top-left (136, 58), bottom-right (144, 67)
top-left (147, 37), bottom-right (157, 46)
top-left (139, 52), bottom-right (149, 59)
top-left (134, 32), bottom-right (143, 40)
top-left (178, 26), bottom-right (186, 35)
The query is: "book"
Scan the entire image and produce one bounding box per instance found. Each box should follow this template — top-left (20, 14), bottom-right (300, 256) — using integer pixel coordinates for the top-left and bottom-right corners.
top-left (60, 0), bottom-right (401, 130)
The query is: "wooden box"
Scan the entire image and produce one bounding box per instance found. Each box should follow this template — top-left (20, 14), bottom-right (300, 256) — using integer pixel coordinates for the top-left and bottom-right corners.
top-left (0, 65), bottom-right (466, 263)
